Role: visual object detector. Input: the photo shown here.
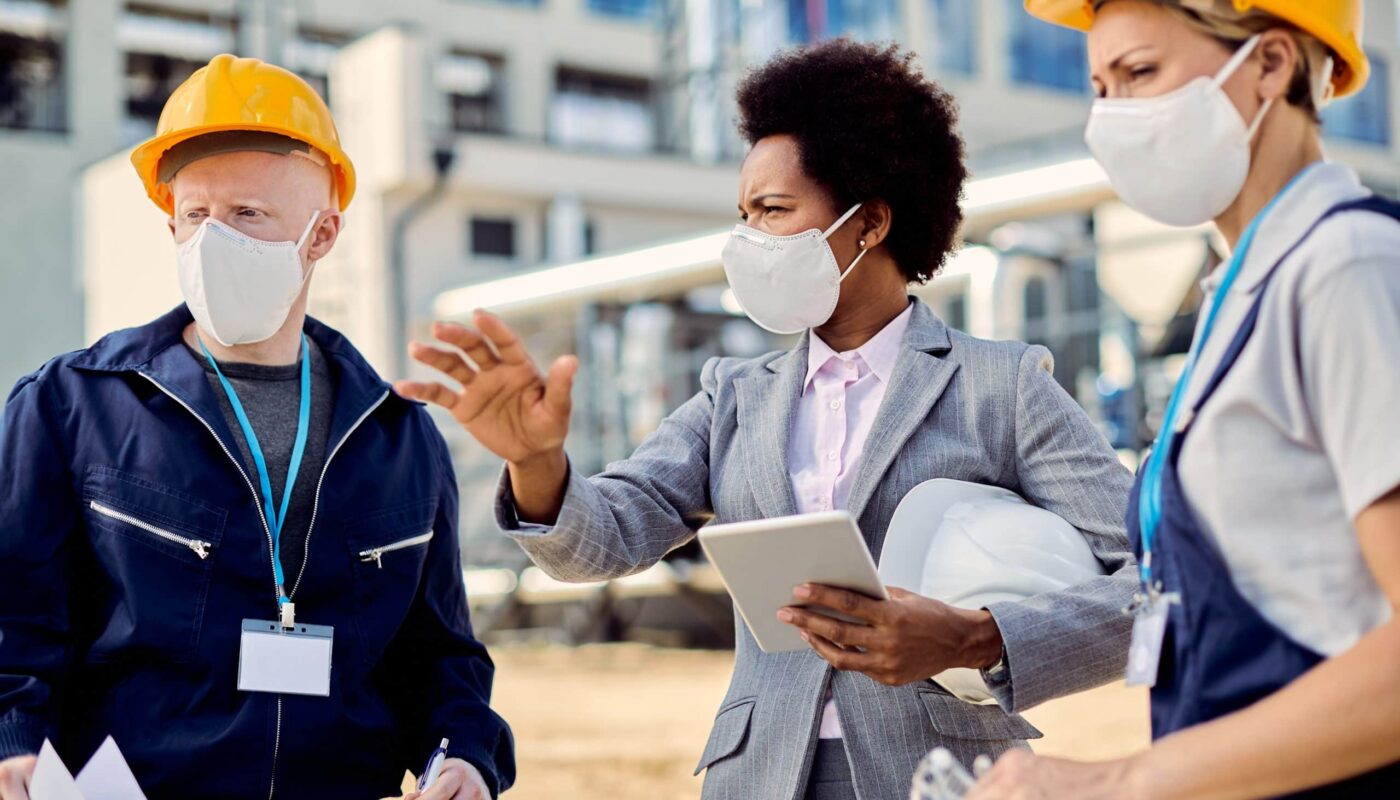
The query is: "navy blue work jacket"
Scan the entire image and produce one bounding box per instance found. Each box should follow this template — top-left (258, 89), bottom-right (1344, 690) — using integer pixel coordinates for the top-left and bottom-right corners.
top-left (0, 306), bottom-right (514, 799)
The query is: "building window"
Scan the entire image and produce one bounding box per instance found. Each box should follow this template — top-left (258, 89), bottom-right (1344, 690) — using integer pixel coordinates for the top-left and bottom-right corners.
top-left (1024, 277), bottom-right (1048, 324)
top-left (0, 0), bottom-right (67, 133)
top-left (928, 0), bottom-right (977, 75)
top-left (587, 0), bottom-right (655, 20)
top-left (470, 217), bottom-right (516, 258)
top-left (288, 29), bottom-right (351, 108)
top-left (550, 68), bottom-right (654, 153)
top-left (124, 53), bottom-right (207, 140)
top-left (1005, 0), bottom-right (1089, 93)
top-left (121, 6), bottom-right (235, 145)
top-left (944, 293), bottom-right (967, 331)
top-left (440, 51), bottom-right (506, 134)
top-left (1323, 53), bottom-right (1391, 147)
top-left (785, 0), bottom-right (899, 44)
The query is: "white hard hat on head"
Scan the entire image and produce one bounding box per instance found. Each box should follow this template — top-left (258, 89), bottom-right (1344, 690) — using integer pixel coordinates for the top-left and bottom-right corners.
top-left (880, 479), bottom-right (1106, 704)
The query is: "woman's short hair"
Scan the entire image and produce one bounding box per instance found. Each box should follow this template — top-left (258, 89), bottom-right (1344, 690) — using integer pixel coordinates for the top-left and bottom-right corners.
top-left (735, 38), bottom-right (968, 284)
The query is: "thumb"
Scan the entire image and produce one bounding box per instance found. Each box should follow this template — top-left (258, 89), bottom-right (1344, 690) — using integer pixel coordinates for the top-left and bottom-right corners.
top-left (543, 355), bottom-right (578, 419)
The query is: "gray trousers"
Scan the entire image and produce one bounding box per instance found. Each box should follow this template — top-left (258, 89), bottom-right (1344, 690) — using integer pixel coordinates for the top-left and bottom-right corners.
top-left (802, 740), bottom-right (857, 800)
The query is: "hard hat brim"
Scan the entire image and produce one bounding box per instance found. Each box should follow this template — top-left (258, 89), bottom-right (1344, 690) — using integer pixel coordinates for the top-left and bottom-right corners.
top-left (131, 122), bottom-right (357, 216)
top-left (1022, 0), bottom-right (1370, 98)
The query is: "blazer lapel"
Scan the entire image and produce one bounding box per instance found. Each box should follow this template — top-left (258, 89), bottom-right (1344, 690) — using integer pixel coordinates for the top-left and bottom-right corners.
top-left (734, 342), bottom-right (808, 519)
top-left (845, 303), bottom-right (959, 523)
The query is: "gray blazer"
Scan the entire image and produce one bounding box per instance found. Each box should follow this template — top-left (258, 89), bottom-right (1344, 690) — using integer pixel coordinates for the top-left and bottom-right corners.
top-left (496, 300), bottom-right (1136, 800)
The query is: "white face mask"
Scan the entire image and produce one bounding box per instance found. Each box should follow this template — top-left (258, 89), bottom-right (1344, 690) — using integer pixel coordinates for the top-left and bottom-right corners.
top-left (721, 203), bottom-right (868, 334)
top-left (177, 211), bottom-right (321, 346)
top-left (1085, 35), bottom-right (1274, 228)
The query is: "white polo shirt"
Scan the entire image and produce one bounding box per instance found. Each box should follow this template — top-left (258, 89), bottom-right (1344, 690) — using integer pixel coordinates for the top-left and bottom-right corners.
top-left (1176, 161), bottom-right (1400, 657)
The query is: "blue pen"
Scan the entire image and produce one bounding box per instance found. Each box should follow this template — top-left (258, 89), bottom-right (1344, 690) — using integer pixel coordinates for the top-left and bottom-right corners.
top-left (417, 738), bottom-right (449, 792)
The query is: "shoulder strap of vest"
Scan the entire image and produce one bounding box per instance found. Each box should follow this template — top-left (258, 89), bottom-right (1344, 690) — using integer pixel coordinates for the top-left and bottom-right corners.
top-left (1187, 194), bottom-right (1400, 417)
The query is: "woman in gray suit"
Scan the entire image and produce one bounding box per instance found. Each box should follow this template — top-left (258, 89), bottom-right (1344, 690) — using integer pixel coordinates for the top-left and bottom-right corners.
top-left (398, 39), bottom-right (1137, 800)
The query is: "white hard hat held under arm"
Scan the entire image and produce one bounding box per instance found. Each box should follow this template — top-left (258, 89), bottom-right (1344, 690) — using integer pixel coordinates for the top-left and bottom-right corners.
top-left (879, 479), bottom-right (1106, 704)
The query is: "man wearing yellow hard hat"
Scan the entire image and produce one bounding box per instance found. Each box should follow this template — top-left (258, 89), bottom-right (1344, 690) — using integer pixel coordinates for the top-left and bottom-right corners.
top-left (960, 2), bottom-right (1400, 798)
top-left (0, 54), bottom-right (513, 799)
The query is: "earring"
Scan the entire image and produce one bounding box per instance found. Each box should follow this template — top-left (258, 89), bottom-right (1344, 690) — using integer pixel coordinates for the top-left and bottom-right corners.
top-left (858, 239), bottom-right (867, 249)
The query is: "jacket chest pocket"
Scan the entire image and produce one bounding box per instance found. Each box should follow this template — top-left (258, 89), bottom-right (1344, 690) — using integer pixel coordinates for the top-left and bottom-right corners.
top-left (345, 500), bottom-right (437, 666)
top-left (81, 466), bottom-right (228, 663)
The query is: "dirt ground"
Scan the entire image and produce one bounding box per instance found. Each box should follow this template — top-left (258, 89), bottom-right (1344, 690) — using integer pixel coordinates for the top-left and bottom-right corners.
top-left (477, 643), bottom-right (1150, 800)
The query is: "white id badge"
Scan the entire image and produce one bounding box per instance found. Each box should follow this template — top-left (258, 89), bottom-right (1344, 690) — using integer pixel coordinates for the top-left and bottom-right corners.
top-left (238, 619), bottom-right (333, 696)
top-left (1125, 603), bottom-right (1170, 688)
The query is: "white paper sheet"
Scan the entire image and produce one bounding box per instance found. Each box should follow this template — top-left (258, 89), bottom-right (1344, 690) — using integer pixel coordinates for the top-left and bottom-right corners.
top-left (28, 741), bottom-right (83, 800)
top-left (28, 738), bottom-right (146, 800)
top-left (76, 737), bottom-right (147, 800)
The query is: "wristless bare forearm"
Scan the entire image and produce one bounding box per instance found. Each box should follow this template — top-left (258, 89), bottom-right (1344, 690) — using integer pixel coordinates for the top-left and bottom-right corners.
top-left (506, 448), bottom-right (569, 525)
top-left (1143, 619), bottom-right (1400, 800)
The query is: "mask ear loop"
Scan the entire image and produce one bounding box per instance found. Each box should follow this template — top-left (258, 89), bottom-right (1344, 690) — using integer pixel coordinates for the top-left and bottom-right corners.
top-left (821, 204), bottom-right (870, 282)
top-left (1312, 55), bottom-right (1336, 111)
top-left (1213, 34), bottom-right (1263, 89)
top-left (1244, 97), bottom-right (1276, 140)
top-left (295, 211), bottom-right (323, 251)
top-left (837, 245), bottom-right (870, 283)
top-left (820, 203), bottom-right (864, 239)
top-left (293, 211), bottom-right (325, 291)
top-left (1214, 35), bottom-right (1274, 142)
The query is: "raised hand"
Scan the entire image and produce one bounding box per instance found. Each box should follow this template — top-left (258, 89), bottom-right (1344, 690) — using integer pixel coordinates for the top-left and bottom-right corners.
top-left (396, 310), bottom-right (578, 466)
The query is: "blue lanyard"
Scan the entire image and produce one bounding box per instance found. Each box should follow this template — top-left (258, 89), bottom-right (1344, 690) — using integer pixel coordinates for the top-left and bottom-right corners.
top-left (199, 334), bottom-right (312, 607)
top-left (1136, 164), bottom-right (1318, 591)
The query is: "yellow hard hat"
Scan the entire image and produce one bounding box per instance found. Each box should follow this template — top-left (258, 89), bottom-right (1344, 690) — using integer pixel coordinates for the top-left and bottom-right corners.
top-left (130, 53), bottom-right (356, 215)
top-left (1023, 0), bottom-right (1370, 97)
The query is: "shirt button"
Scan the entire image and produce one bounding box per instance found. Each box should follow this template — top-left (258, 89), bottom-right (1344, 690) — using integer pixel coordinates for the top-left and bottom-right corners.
top-left (827, 451), bottom-right (838, 461)
top-left (829, 399), bottom-right (842, 411)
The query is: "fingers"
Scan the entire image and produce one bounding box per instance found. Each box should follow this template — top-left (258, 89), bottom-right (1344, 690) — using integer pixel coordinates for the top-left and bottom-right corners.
top-left (794, 583), bottom-right (882, 623)
top-left (803, 631), bottom-right (877, 673)
top-left (414, 762), bottom-right (465, 800)
top-left (0, 755), bottom-right (34, 800)
top-left (431, 321), bottom-right (499, 370)
top-left (394, 381), bottom-right (459, 411)
top-left (474, 309), bottom-right (529, 366)
top-left (409, 342), bottom-right (478, 387)
top-left (778, 606), bottom-right (873, 649)
top-left (543, 355), bottom-right (578, 419)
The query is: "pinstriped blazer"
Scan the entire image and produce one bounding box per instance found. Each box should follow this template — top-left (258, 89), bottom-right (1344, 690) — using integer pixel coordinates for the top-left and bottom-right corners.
top-left (496, 299), bottom-right (1137, 800)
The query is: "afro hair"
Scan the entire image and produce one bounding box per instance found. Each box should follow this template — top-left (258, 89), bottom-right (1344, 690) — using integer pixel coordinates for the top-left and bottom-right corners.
top-left (736, 38), bottom-right (968, 283)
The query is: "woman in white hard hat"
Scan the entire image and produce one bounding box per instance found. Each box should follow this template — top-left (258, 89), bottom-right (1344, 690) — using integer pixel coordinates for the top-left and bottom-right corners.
top-left (963, 1), bottom-right (1400, 797)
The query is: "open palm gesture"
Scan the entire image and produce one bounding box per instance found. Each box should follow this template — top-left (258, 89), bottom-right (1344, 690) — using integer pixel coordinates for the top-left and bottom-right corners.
top-left (396, 310), bottom-right (578, 465)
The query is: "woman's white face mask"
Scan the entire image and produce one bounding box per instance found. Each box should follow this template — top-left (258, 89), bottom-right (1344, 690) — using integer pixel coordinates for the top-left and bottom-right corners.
top-left (177, 211), bottom-right (321, 346)
top-left (720, 203), bottom-right (868, 334)
top-left (1085, 34), bottom-right (1274, 228)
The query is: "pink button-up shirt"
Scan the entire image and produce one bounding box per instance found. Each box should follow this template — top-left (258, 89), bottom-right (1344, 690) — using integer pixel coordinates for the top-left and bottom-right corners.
top-left (788, 303), bottom-right (913, 739)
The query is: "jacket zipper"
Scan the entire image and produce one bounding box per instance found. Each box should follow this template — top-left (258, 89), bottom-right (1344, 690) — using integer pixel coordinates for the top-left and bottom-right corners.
top-left (287, 390), bottom-right (388, 599)
top-left (271, 389), bottom-right (386, 800)
top-left (139, 372), bottom-right (387, 800)
top-left (89, 500), bottom-right (213, 559)
top-left (358, 530), bottom-right (433, 569)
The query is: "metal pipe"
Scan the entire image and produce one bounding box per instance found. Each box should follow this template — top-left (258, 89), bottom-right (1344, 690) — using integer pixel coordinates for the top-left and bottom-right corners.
top-left (388, 146), bottom-right (455, 379)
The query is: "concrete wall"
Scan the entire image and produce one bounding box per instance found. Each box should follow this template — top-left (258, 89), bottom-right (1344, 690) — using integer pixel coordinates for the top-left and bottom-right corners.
top-left (0, 0), bottom-right (123, 393)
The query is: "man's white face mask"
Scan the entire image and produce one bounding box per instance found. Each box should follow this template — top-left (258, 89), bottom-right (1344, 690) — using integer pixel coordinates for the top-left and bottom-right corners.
top-left (177, 211), bottom-right (321, 346)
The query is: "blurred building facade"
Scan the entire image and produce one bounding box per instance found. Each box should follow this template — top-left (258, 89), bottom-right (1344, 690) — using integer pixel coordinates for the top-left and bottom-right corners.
top-left (2, 0), bottom-right (1398, 565)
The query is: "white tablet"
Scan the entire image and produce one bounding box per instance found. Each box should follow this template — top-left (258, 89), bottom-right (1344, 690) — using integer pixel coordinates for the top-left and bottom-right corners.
top-left (698, 511), bottom-right (888, 653)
